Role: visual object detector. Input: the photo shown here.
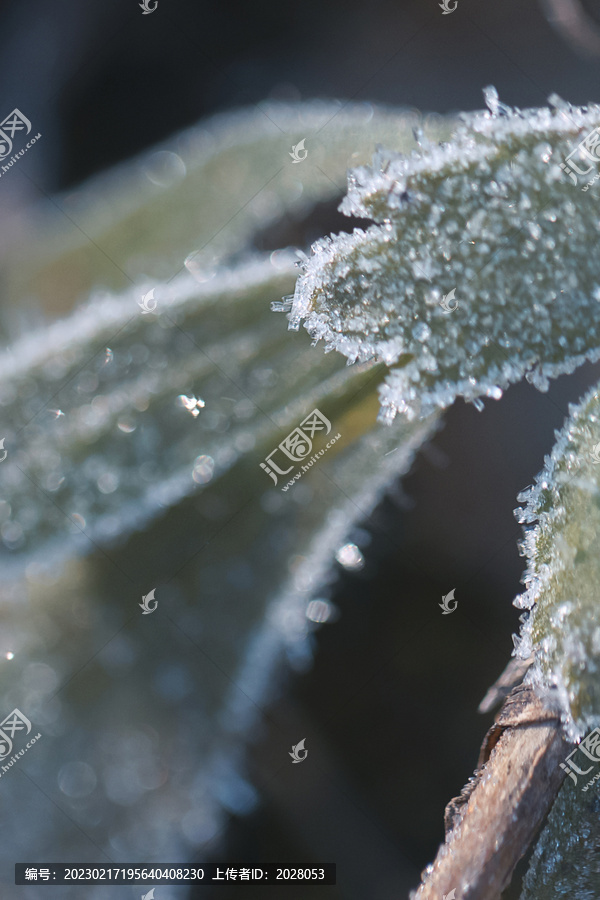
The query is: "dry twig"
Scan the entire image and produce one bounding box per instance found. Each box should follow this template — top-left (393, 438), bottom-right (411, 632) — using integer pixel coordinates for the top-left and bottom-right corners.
top-left (412, 684), bottom-right (573, 900)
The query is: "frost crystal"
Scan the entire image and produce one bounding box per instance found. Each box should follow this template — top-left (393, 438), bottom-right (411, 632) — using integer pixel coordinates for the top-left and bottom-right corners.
top-left (288, 89), bottom-right (600, 421)
top-left (514, 382), bottom-right (600, 739)
top-left (520, 753), bottom-right (600, 898)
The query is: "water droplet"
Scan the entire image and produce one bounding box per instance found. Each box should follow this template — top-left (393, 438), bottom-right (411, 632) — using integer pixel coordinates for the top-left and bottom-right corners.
top-left (1, 521), bottom-right (24, 547)
top-left (335, 543), bottom-right (365, 571)
top-left (104, 348), bottom-right (113, 364)
top-left (58, 761), bottom-right (97, 798)
top-left (192, 455), bottom-right (215, 484)
top-left (117, 417), bottom-right (136, 434)
top-left (306, 599), bottom-right (337, 623)
top-left (141, 150), bottom-right (187, 188)
top-left (97, 472), bottom-right (119, 494)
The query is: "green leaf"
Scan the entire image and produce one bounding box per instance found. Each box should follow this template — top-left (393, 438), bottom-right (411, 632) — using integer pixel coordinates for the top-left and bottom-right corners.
top-left (289, 92), bottom-right (600, 422)
top-left (514, 380), bottom-right (600, 739)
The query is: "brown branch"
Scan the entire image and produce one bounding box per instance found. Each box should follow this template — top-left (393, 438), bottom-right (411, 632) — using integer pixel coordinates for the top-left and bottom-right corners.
top-left (477, 656), bottom-right (534, 715)
top-left (412, 685), bottom-right (574, 900)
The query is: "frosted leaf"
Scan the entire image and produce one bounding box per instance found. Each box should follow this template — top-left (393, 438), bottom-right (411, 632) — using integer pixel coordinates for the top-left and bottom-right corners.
top-left (0, 252), bottom-right (367, 570)
top-left (288, 89), bottom-right (600, 421)
top-left (520, 765), bottom-right (600, 899)
top-left (0, 250), bottom-right (439, 881)
top-left (0, 101), bottom-right (452, 880)
top-left (1, 101), bottom-right (452, 313)
top-left (0, 255), bottom-right (439, 872)
top-left (514, 381), bottom-right (600, 740)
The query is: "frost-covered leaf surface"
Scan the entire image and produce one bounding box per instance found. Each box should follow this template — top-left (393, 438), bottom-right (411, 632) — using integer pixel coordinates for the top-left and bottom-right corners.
top-left (0, 101), bottom-right (449, 318)
top-left (0, 254), bottom-right (314, 569)
top-left (289, 90), bottom-right (600, 422)
top-left (514, 381), bottom-right (600, 741)
top-left (0, 246), bottom-right (439, 880)
top-left (0, 103), bottom-right (444, 884)
top-left (520, 774), bottom-right (600, 899)
top-left (0, 269), bottom-right (435, 874)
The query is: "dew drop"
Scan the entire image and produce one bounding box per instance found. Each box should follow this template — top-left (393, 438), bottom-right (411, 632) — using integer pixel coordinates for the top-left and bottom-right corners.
top-left (192, 455), bottom-right (215, 484)
top-left (117, 417), bottom-right (136, 434)
top-left (306, 599), bottom-right (337, 623)
top-left (335, 543), bottom-right (365, 571)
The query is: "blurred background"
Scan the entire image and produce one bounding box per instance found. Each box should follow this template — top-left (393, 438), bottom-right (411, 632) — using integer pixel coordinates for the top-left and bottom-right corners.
top-left (2, 0), bottom-right (600, 897)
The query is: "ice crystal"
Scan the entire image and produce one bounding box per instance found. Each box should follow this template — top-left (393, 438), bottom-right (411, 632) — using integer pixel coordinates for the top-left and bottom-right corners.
top-left (514, 382), bottom-right (600, 740)
top-left (289, 89), bottom-right (600, 421)
top-left (520, 772), bottom-right (600, 898)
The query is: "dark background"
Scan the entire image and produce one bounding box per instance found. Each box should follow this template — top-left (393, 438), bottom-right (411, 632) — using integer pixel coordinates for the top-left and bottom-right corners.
top-left (2, 0), bottom-right (600, 897)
